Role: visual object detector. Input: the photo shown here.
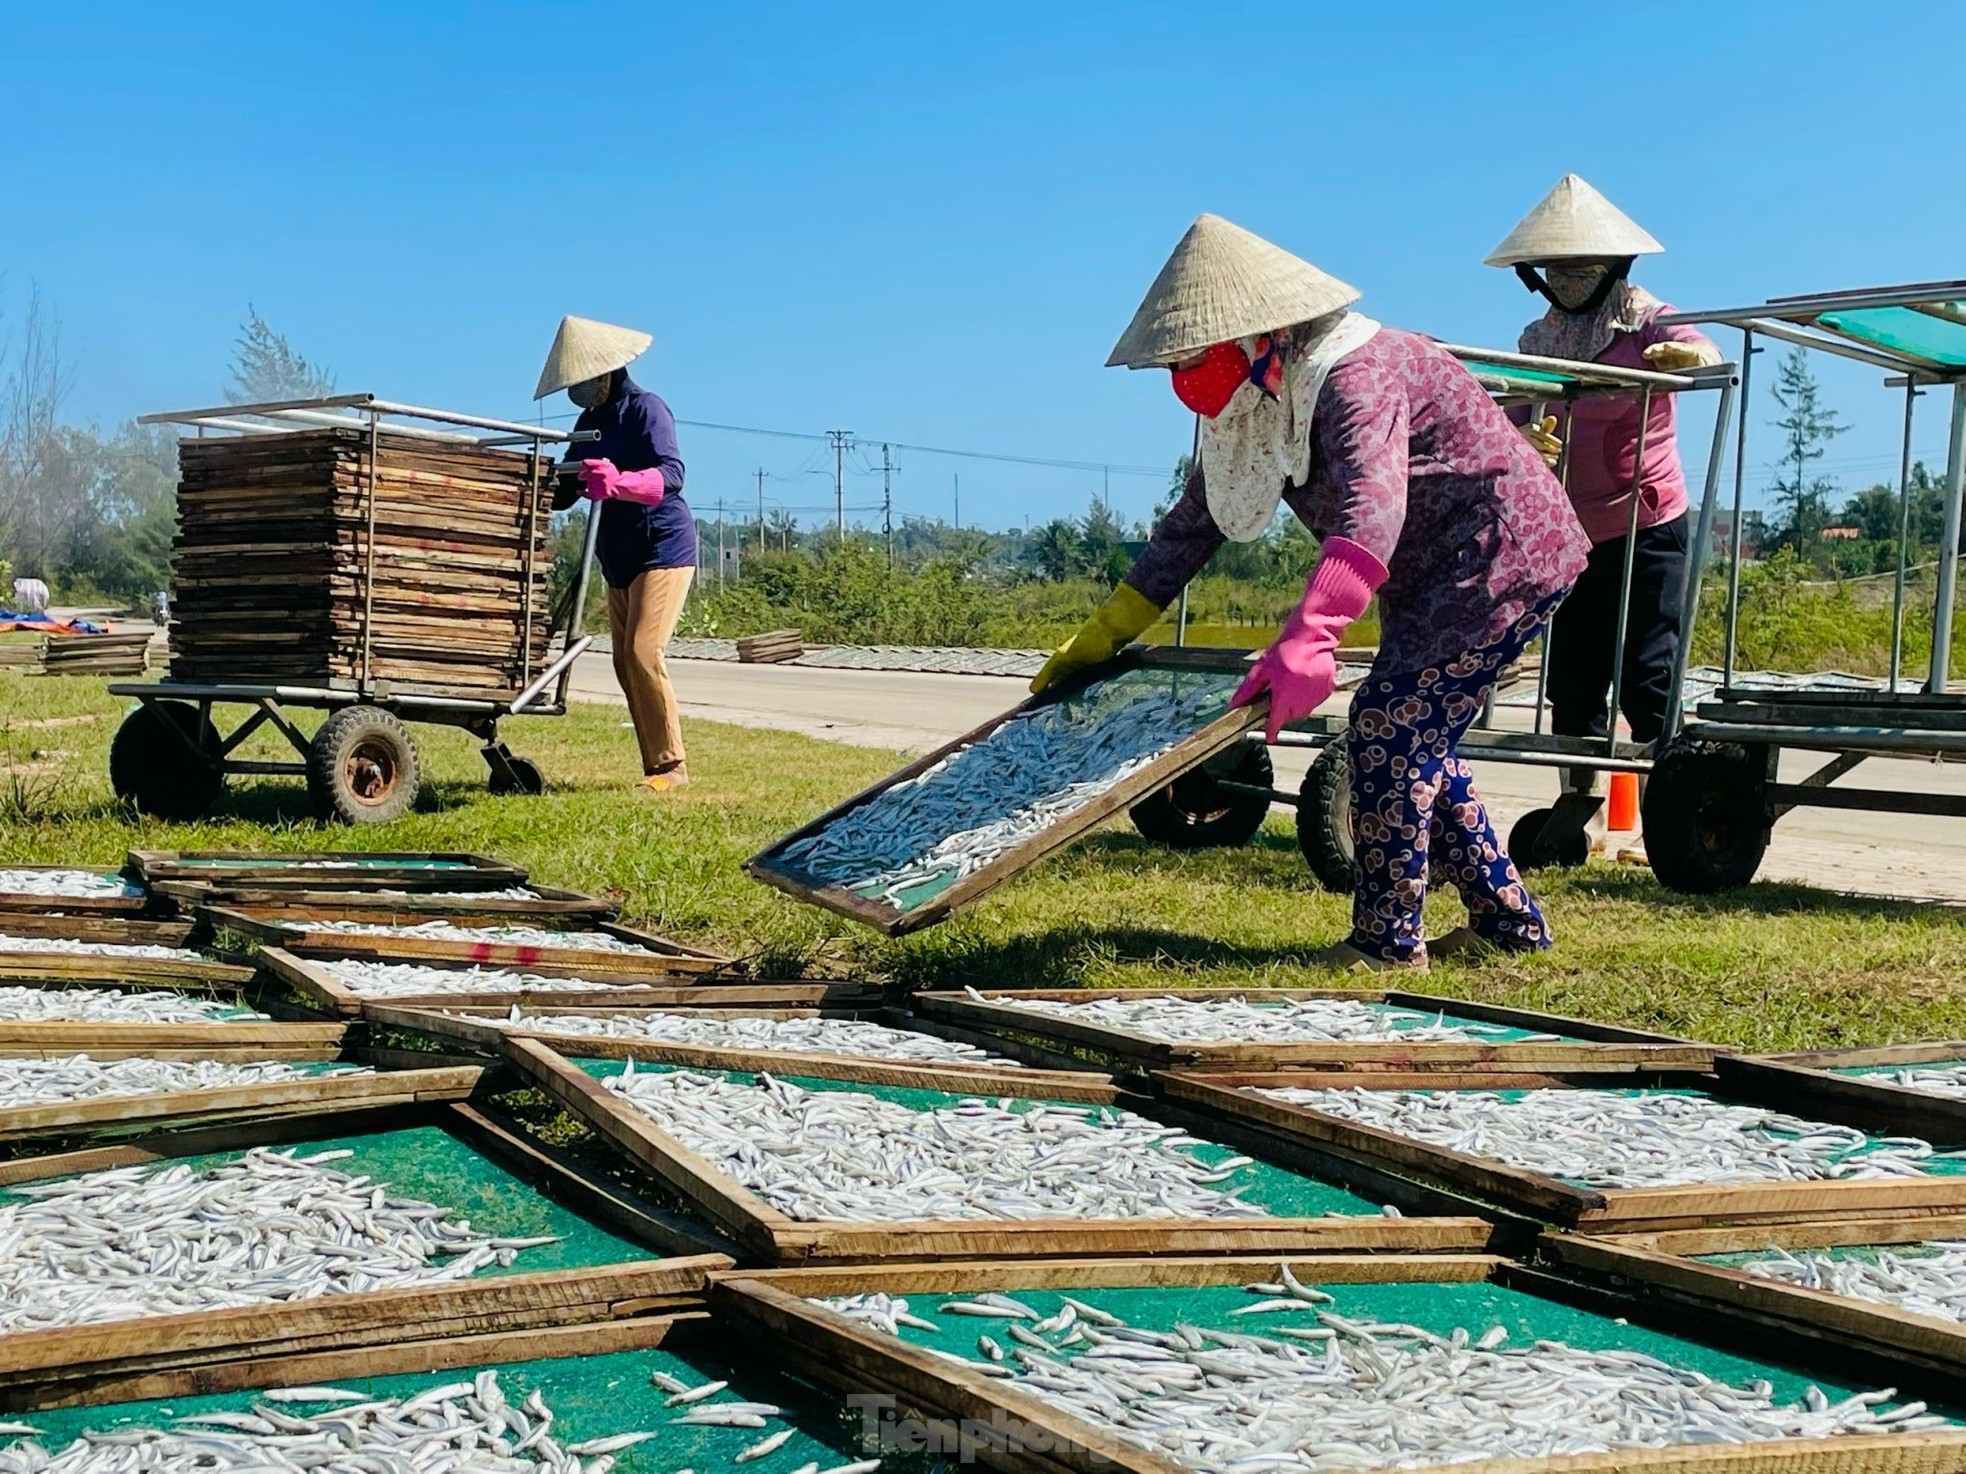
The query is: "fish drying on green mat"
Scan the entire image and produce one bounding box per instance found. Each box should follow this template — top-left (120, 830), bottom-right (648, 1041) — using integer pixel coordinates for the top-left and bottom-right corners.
top-left (317, 959), bottom-right (624, 997)
top-left (970, 989), bottom-right (1558, 1044)
top-left (0, 870), bottom-right (142, 900)
top-left (0, 985), bottom-right (263, 1024)
top-left (0, 933), bottom-right (203, 961)
top-left (494, 1009), bottom-right (1017, 1065)
top-left (0, 1055), bottom-right (362, 1109)
top-left (1742, 1241), bottom-right (1966, 1323)
top-left (281, 921), bottom-right (651, 953)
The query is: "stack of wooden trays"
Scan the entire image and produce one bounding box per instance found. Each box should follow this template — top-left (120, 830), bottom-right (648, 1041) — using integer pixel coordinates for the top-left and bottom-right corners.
top-left (37, 631), bottom-right (153, 675)
top-left (736, 628), bottom-right (802, 664)
top-left (168, 428), bottom-right (553, 696)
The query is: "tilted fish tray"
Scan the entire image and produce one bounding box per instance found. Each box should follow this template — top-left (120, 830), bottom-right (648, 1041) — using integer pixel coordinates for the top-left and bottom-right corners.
top-left (366, 1001), bottom-right (1116, 1090)
top-left (157, 880), bottom-right (618, 924)
top-left (0, 1044), bottom-right (485, 1145)
top-left (506, 1040), bottom-right (1500, 1266)
top-left (2, 1336), bottom-right (875, 1474)
top-left (0, 866), bottom-right (154, 918)
top-left (0, 914), bottom-right (252, 989)
top-left (1159, 1058), bottom-right (1966, 1234)
top-left (1544, 1216), bottom-right (1966, 1395)
top-left (206, 905), bottom-right (730, 974)
top-left (746, 648), bottom-right (1264, 935)
top-left (914, 987), bottom-right (1718, 1076)
top-left (714, 1254), bottom-right (1966, 1474)
top-left (0, 1102), bottom-right (731, 1407)
top-left (259, 946), bottom-right (880, 1018)
top-left (127, 848), bottom-right (531, 890)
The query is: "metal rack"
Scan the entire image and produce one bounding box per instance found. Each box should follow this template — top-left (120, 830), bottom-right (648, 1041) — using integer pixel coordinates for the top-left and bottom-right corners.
top-left (1633, 281), bottom-right (1966, 891)
top-left (108, 396), bottom-right (600, 823)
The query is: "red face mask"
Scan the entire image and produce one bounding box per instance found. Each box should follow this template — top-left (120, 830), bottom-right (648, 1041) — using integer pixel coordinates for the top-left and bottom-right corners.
top-left (1170, 341), bottom-right (1251, 418)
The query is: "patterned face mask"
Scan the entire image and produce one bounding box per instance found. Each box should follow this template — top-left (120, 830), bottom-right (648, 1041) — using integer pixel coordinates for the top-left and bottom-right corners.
top-left (567, 375), bottom-right (610, 409)
top-left (1545, 264), bottom-right (1610, 312)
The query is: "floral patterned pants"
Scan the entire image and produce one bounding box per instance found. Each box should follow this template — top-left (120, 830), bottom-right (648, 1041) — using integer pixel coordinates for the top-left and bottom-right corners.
top-left (1346, 600), bottom-right (1560, 964)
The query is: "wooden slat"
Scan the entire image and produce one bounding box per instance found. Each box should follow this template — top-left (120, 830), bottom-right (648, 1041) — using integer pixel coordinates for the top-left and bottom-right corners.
top-left (0, 1020), bottom-right (346, 1060)
top-left (128, 850), bottom-right (528, 888)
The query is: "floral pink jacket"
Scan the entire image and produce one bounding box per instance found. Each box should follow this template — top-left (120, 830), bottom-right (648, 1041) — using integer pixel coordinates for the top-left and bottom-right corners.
top-left (1126, 328), bottom-right (1589, 674)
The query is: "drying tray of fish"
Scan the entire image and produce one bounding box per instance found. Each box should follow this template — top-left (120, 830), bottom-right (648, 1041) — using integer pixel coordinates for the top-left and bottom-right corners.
top-left (914, 987), bottom-right (1717, 1076)
top-left (0, 1043), bottom-right (483, 1145)
top-left (507, 1041), bottom-right (1497, 1266)
top-left (206, 906), bottom-right (730, 975)
top-left (0, 978), bottom-right (344, 1060)
top-left (127, 849), bottom-right (530, 891)
top-left (0, 868), bottom-right (153, 918)
top-left (1742, 1044), bottom-right (1966, 1138)
top-left (3, 1341), bottom-right (877, 1474)
top-left (0, 1104), bottom-right (730, 1406)
top-left (0, 916), bottom-right (252, 989)
top-left (1544, 1213), bottom-right (1966, 1393)
top-left (713, 1254), bottom-right (1966, 1474)
top-left (366, 1001), bottom-right (1113, 1093)
top-left (259, 947), bottom-right (879, 1019)
top-left (747, 648), bottom-right (1264, 936)
top-left (1160, 1061), bottom-right (1966, 1234)
top-left (157, 880), bottom-right (617, 925)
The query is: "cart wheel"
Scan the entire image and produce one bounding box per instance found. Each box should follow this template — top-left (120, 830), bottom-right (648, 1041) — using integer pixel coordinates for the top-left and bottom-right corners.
top-left (1128, 739), bottom-right (1273, 849)
top-left (1506, 806), bottom-right (1590, 871)
top-left (1295, 743), bottom-right (1356, 893)
top-left (1642, 739), bottom-right (1770, 893)
top-left (307, 706), bottom-right (420, 824)
top-left (109, 702), bottom-right (222, 821)
top-left (489, 755), bottom-right (545, 796)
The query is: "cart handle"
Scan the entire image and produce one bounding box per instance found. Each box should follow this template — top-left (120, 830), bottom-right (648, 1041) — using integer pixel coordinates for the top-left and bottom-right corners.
top-left (509, 635), bottom-right (594, 715)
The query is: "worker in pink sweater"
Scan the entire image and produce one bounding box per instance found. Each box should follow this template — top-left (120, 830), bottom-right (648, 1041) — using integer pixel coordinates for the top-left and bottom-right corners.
top-left (1489, 175), bottom-right (1721, 854)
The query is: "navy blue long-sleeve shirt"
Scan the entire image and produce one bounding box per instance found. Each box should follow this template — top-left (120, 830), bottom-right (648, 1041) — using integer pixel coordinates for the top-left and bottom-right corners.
top-left (569, 373), bottom-right (696, 587)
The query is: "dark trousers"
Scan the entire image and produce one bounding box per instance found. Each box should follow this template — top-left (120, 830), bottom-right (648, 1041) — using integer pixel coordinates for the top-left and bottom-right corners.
top-left (1547, 513), bottom-right (1688, 746)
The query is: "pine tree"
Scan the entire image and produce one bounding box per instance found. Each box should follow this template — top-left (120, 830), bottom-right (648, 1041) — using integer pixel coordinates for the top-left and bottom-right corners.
top-left (225, 308), bottom-right (334, 405)
top-left (1768, 347), bottom-right (1846, 551)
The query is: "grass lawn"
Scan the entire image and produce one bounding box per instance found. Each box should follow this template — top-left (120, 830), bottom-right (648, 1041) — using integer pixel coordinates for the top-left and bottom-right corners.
top-left (2, 673), bottom-right (1960, 1054)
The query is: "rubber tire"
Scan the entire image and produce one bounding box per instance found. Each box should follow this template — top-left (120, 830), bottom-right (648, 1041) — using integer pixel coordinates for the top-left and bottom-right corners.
top-left (489, 755), bottom-right (545, 796)
top-left (1642, 738), bottom-right (1771, 893)
top-left (1128, 740), bottom-right (1274, 850)
top-left (1296, 743), bottom-right (1356, 894)
top-left (108, 702), bottom-right (223, 821)
top-left (307, 706), bottom-right (420, 824)
top-left (1507, 806), bottom-right (1591, 871)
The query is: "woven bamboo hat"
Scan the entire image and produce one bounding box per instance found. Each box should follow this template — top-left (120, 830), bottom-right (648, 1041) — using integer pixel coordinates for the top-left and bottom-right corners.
top-left (1485, 174), bottom-right (1663, 267)
top-left (1106, 214), bottom-right (1361, 369)
top-left (533, 315), bottom-right (654, 399)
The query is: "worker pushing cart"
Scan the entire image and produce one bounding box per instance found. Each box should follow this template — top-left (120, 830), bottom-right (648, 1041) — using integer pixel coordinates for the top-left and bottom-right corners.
top-left (1035, 215), bottom-right (1589, 970)
top-left (1488, 175), bottom-right (1722, 857)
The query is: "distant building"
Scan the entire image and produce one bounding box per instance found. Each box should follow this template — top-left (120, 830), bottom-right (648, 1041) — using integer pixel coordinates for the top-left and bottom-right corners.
top-left (1710, 509), bottom-right (1765, 562)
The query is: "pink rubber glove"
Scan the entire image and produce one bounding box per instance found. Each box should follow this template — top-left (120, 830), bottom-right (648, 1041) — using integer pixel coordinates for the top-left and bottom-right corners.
top-left (1231, 536), bottom-right (1388, 742)
top-left (576, 459), bottom-right (667, 506)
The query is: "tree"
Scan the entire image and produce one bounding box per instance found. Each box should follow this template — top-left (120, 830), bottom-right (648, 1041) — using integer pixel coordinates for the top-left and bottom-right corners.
top-left (1767, 347), bottom-right (1846, 551)
top-left (1029, 518), bottom-right (1083, 582)
top-left (0, 284), bottom-right (72, 574)
top-left (226, 308), bottom-right (334, 405)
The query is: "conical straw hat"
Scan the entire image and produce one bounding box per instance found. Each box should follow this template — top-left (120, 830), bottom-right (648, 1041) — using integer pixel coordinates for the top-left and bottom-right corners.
top-left (1107, 215), bottom-right (1361, 369)
top-left (533, 315), bottom-right (654, 399)
top-left (1485, 174), bottom-right (1663, 267)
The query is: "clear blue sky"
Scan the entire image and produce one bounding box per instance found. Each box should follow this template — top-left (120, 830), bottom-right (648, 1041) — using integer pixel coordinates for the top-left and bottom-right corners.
top-left (5, 1), bottom-right (1962, 533)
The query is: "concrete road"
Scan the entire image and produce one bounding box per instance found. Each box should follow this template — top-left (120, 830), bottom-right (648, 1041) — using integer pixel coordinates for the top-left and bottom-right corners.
top-left (569, 650), bottom-right (1966, 905)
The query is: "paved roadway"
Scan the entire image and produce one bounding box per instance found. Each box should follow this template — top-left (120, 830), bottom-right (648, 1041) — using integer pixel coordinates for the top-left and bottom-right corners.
top-left (567, 651), bottom-right (1966, 905)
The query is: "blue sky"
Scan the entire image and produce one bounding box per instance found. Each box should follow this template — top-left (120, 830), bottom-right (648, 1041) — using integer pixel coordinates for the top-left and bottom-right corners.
top-left (4, 1), bottom-right (1962, 533)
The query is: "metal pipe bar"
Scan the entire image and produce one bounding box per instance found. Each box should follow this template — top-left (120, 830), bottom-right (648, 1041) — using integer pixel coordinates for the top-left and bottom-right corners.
top-left (1890, 381), bottom-right (1921, 688)
top-left (1767, 782), bottom-right (1966, 819)
top-left (1439, 344), bottom-right (1707, 394)
top-left (254, 698), bottom-right (314, 759)
top-left (138, 394), bottom-right (384, 423)
top-left (1663, 282), bottom-right (1966, 324)
top-left (510, 635), bottom-right (594, 715)
top-left (1662, 370), bottom-right (1739, 740)
top-left (108, 681), bottom-right (354, 703)
top-left (1453, 745), bottom-right (1653, 773)
top-left (250, 408), bottom-right (480, 443)
top-left (1931, 384), bottom-right (1966, 693)
top-left (1680, 723), bottom-right (1966, 756)
top-left (222, 760), bottom-right (311, 778)
top-left (1909, 302), bottom-right (1966, 329)
top-left (139, 394), bottom-right (583, 443)
top-left (1532, 403), bottom-right (1576, 738)
top-left (359, 411), bottom-right (380, 690)
top-left (1723, 330), bottom-right (1756, 688)
top-left (215, 706), bottom-right (272, 758)
top-left (1604, 387), bottom-right (1655, 758)
top-left (1769, 749), bottom-right (1870, 819)
top-left (1717, 318), bottom-right (1940, 378)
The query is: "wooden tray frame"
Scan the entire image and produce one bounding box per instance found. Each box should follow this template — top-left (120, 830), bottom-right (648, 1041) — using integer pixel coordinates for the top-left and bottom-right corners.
top-left (206, 905), bottom-right (728, 974)
top-left (0, 865), bottom-right (153, 918)
top-left (914, 986), bottom-right (1717, 1074)
top-left (128, 849), bottom-right (530, 889)
top-left (713, 1257), bottom-right (1966, 1474)
top-left (745, 647), bottom-right (1264, 935)
top-left (1735, 1047), bottom-right (1966, 1139)
top-left (0, 1018), bottom-right (346, 1061)
top-left (0, 914), bottom-right (196, 947)
top-left (0, 1101), bottom-right (731, 1408)
top-left (505, 1038), bottom-right (1497, 1265)
top-left (155, 880), bottom-right (617, 924)
top-left (365, 1001), bottom-right (1117, 1090)
top-left (1158, 1064), bottom-right (1966, 1234)
top-left (260, 947), bottom-right (880, 1018)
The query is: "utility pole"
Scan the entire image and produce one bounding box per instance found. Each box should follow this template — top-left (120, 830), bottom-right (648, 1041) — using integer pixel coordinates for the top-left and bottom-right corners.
top-left (881, 443), bottom-right (895, 567)
top-left (754, 468), bottom-right (766, 552)
top-left (716, 498), bottom-right (725, 589)
top-left (826, 429), bottom-right (852, 537)
top-left (953, 473), bottom-right (959, 530)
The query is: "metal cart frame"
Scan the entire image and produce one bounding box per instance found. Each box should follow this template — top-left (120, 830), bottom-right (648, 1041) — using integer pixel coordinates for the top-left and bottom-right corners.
top-left (1127, 344), bottom-right (1740, 886)
top-left (109, 395), bottom-right (601, 823)
top-left (1632, 281), bottom-right (1966, 891)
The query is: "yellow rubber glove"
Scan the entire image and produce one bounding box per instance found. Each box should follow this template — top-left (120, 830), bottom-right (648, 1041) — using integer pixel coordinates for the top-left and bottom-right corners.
top-left (1521, 414), bottom-right (1562, 469)
top-left (1643, 340), bottom-right (1721, 372)
top-left (1030, 583), bottom-right (1163, 693)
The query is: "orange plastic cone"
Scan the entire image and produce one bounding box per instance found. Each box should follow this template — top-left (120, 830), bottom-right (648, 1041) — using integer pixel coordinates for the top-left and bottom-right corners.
top-left (1607, 771), bottom-right (1639, 831)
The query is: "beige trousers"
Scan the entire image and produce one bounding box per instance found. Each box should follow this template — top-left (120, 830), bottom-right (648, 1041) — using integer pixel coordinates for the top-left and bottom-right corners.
top-left (607, 567), bottom-right (693, 773)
